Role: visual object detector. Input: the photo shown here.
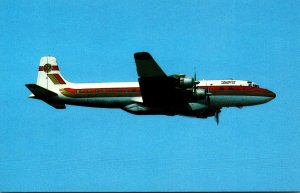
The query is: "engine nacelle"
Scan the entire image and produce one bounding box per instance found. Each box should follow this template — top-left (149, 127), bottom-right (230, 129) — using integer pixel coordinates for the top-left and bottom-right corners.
top-left (171, 74), bottom-right (195, 88)
top-left (180, 76), bottom-right (194, 88)
top-left (187, 102), bottom-right (208, 111)
top-left (193, 88), bottom-right (207, 99)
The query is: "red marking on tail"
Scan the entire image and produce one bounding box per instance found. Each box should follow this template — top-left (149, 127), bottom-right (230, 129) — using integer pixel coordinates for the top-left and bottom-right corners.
top-left (39, 66), bottom-right (59, 71)
top-left (53, 74), bottom-right (66, 84)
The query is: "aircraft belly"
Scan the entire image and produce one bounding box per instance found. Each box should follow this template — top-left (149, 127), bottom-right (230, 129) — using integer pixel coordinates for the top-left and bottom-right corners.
top-left (59, 96), bottom-right (136, 108)
top-left (210, 95), bottom-right (274, 107)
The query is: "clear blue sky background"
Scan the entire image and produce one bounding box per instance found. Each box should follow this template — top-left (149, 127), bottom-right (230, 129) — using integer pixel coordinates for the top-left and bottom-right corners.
top-left (0, 0), bottom-right (299, 191)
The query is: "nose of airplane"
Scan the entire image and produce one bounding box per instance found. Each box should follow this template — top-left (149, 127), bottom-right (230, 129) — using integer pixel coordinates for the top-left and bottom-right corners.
top-left (263, 89), bottom-right (276, 103)
top-left (268, 90), bottom-right (276, 99)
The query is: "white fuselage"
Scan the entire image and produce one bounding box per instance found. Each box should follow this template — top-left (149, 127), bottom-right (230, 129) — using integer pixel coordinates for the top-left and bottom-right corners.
top-left (55, 80), bottom-right (275, 109)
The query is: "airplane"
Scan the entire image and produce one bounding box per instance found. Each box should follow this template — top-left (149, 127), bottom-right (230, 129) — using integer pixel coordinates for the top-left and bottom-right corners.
top-left (25, 52), bottom-right (276, 124)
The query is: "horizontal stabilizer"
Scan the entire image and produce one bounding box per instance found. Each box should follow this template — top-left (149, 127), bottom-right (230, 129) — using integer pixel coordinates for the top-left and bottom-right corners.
top-left (25, 84), bottom-right (57, 98)
top-left (25, 84), bottom-right (66, 109)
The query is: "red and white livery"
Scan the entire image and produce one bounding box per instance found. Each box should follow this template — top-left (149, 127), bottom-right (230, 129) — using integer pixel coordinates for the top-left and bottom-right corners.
top-left (26, 52), bottom-right (276, 124)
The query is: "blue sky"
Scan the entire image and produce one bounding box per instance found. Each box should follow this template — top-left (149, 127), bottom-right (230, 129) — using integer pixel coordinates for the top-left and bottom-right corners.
top-left (0, 0), bottom-right (299, 191)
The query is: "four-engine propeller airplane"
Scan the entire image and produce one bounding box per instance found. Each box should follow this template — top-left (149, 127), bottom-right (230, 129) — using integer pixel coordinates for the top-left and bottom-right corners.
top-left (26, 52), bottom-right (276, 124)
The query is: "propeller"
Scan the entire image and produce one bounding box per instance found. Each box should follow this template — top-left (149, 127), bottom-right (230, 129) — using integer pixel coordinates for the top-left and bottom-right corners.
top-left (194, 65), bottom-right (197, 83)
top-left (214, 109), bottom-right (221, 125)
top-left (193, 65), bottom-right (200, 93)
top-left (205, 80), bottom-right (212, 105)
top-left (193, 65), bottom-right (212, 105)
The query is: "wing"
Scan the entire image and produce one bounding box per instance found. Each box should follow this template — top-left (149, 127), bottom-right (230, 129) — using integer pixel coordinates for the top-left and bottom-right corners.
top-left (134, 52), bottom-right (167, 78)
top-left (134, 52), bottom-right (187, 107)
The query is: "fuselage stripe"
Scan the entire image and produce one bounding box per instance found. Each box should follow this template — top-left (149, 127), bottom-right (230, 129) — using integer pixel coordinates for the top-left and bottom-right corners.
top-left (59, 85), bottom-right (274, 98)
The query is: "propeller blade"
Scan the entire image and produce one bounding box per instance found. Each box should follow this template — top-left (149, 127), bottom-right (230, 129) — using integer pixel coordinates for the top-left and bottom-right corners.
top-left (193, 65), bottom-right (200, 85)
top-left (193, 65), bottom-right (199, 94)
top-left (216, 112), bottom-right (219, 125)
top-left (194, 65), bottom-right (197, 81)
top-left (215, 110), bottom-right (221, 125)
top-left (207, 95), bottom-right (210, 105)
top-left (206, 88), bottom-right (211, 105)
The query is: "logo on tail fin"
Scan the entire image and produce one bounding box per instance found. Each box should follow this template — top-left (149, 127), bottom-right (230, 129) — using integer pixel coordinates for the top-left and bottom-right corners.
top-left (38, 64), bottom-right (59, 72)
top-left (44, 63), bottom-right (52, 73)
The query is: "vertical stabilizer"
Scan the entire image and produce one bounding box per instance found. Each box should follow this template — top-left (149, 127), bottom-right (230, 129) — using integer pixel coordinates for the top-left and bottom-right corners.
top-left (37, 56), bottom-right (71, 92)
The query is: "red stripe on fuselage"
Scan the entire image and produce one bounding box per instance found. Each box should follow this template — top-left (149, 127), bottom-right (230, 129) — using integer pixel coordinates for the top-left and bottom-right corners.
top-left (63, 87), bottom-right (141, 93)
top-left (197, 86), bottom-right (274, 97)
top-left (60, 85), bottom-right (274, 98)
top-left (197, 85), bottom-right (262, 91)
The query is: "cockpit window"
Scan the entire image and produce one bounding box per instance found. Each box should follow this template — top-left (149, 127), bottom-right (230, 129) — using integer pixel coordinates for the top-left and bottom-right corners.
top-left (249, 83), bottom-right (259, 88)
top-left (248, 82), bottom-right (259, 88)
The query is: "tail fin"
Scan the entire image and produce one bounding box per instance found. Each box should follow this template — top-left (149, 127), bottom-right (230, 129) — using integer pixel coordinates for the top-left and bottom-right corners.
top-left (37, 56), bottom-right (71, 92)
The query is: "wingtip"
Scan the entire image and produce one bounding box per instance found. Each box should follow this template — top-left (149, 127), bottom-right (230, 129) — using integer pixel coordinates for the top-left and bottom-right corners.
top-left (134, 52), bottom-right (152, 60)
top-left (28, 94), bottom-right (36, 98)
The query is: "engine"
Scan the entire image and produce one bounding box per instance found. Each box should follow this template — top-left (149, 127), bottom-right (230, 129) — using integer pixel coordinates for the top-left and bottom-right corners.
top-left (193, 88), bottom-right (207, 99)
top-left (170, 74), bottom-right (209, 100)
top-left (171, 74), bottom-right (194, 88)
top-left (179, 76), bottom-right (194, 88)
